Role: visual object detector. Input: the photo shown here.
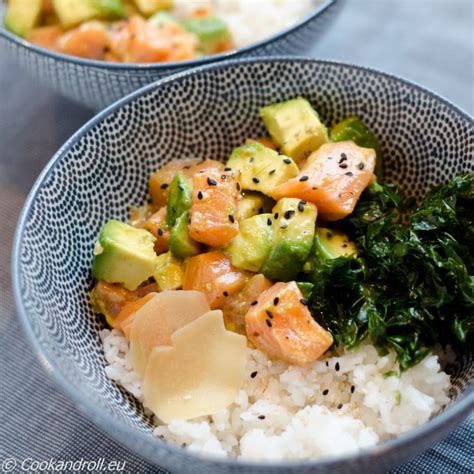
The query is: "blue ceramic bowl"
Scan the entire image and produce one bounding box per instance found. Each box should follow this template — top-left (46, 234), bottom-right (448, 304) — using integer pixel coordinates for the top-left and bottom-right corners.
top-left (0, 1), bottom-right (339, 110)
top-left (13, 58), bottom-right (473, 473)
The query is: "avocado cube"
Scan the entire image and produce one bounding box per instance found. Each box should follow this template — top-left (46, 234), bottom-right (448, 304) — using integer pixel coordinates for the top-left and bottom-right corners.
top-left (92, 220), bottom-right (157, 291)
top-left (261, 198), bottom-right (317, 281)
top-left (134, 0), bottom-right (173, 16)
top-left (149, 11), bottom-right (178, 28)
top-left (330, 116), bottom-right (383, 179)
top-left (5, 0), bottom-right (42, 37)
top-left (260, 97), bottom-right (329, 163)
top-left (154, 251), bottom-right (184, 291)
top-left (313, 227), bottom-right (358, 264)
top-left (182, 16), bottom-right (230, 54)
top-left (52, 0), bottom-right (125, 28)
top-left (227, 143), bottom-right (298, 197)
top-left (169, 211), bottom-right (200, 259)
top-left (166, 173), bottom-right (193, 227)
top-left (228, 214), bottom-right (273, 272)
top-left (237, 192), bottom-right (275, 220)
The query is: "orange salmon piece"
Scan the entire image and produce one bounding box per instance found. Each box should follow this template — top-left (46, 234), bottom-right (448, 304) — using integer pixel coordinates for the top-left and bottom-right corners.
top-left (271, 141), bottom-right (376, 221)
top-left (189, 169), bottom-right (240, 247)
top-left (58, 22), bottom-right (111, 60)
top-left (27, 26), bottom-right (63, 50)
top-left (144, 207), bottom-right (170, 255)
top-left (114, 293), bottom-right (156, 339)
top-left (183, 252), bottom-right (248, 309)
top-left (245, 281), bottom-right (333, 366)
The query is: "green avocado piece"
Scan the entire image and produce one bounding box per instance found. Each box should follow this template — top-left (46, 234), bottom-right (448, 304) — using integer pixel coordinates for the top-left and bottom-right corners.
top-left (237, 192), bottom-right (275, 220)
top-left (92, 220), bottom-right (157, 291)
top-left (166, 173), bottom-right (193, 227)
top-left (260, 97), bottom-right (329, 163)
top-left (134, 0), bottom-right (173, 16)
top-left (52, 0), bottom-right (125, 28)
top-left (309, 227), bottom-right (358, 274)
top-left (228, 214), bottom-right (273, 272)
top-left (330, 116), bottom-right (383, 179)
top-left (261, 198), bottom-right (317, 281)
top-left (296, 282), bottom-right (314, 300)
top-left (169, 211), bottom-right (200, 259)
top-left (182, 16), bottom-right (230, 53)
top-left (148, 11), bottom-right (178, 28)
top-left (4, 0), bottom-right (42, 37)
top-left (227, 143), bottom-right (298, 197)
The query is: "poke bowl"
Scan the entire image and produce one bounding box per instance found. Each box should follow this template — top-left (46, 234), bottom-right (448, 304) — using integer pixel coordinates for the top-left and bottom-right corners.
top-left (13, 58), bottom-right (473, 473)
top-left (0, 0), bottom-right (339, 110)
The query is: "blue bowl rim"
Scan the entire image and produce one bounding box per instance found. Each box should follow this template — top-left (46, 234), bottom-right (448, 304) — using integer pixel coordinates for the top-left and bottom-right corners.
top-left (0, 0), bottom-right (337, 71)
top-left (12, 57), bottom-right (474, 471)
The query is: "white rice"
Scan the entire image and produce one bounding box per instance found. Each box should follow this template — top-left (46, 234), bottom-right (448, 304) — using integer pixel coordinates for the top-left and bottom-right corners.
top-left (173, 0), bottom-right (320, 48)
top-left (100, 328), bottom-right (451, 460)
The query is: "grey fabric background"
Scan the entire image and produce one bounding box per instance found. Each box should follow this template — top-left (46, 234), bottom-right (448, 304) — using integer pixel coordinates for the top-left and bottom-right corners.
top-left (1, 1), bottom-right (472, 472)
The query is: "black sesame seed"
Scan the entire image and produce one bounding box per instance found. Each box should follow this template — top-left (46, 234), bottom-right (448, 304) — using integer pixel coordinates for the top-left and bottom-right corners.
top-left (341, 153), bottom-right (347, 161)
top-left (299, 175), bottom-right (309, 182)
top-left (326, 231), bottom-right (333, 239)
top-left (327, 156), bottom-right (332, 160)
top-left (250, 371), bottom-right (258, 379)
top-left (280, 223), bottom-right (288, 229)
top-left (160, 183), bottom-right (169, 189)
top-left (252, 177), bottom-right (260, 183)
top-left (274, 212), bottom-right (279, 219)
top-left (172, 206), bottom-right (177, 213)
top-left (266, 319), bottom-right (272, 327)
top-left (325, 361), bottom-right (329, 367)
top-left (207, 177), bottom-right (217, 186)
top-left (269, 169), bottom-right (276, 175)
top-left (284, 210), bottom-right (295, 219)
top-left (251, 300), bottom-right (258, 306)
top-left (228, 214), bottom-right (235, 223)
top-left (197, 191), bottom-right (203, 200)
top-left (283, 158), bottom-right (292, 164)
top-left (267, 218), bottom-right (272, 226)
top-left (157, 228), bottom-right (164, 237)
top-left (249, 157), bottom-right (254, 163)
top-left (300, 298), bottom-right (308, 306)
top-left (188, 214), bottom-right (191, 224)
top-left (223, 291), bottom-right (229, 297)
top-left (335, 362), bottom-right (340, 371)
top-left (322, 389), bottom-right (329, 395)
top-left (351, 385), bottom-right (355, 394)
top-left (345, 171), bottom-right (353, 176)
top-left (258, 415), bottom-right (266, 420)
top-left (337, 404), bottom-right (343, 410)
top-left (224, 167), bottom-right (232, 171)
top-left (266, 310), bottom-right (273, 319)
top-left (221, 174), bottom-right (227, 180)
top-left (358, 162), bottom-right (365, 170)
top-left (273, 297), bottom-right (279, 306)
top-left (339, 163), bottom-right (348, 169)
top-left (342, 244), bottom-right (348, 248)
top-left (183, 165), bottom-right (191, 170)
top-left (178, 185), bottom-right (184, 191)
top-left (236, 183), bottom-right (241, 191)
top-left (298, 201), bottom-right (306, 212)
top-left (312, 187), bottom-right (318, 190)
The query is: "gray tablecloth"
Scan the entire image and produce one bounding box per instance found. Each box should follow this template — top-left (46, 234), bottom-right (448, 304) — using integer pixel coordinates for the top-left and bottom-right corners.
top-left (1, 1), bottom-right (473, 472)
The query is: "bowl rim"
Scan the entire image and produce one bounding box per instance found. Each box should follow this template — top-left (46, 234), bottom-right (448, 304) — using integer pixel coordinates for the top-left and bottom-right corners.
top-left (0, 0), bottom-right (336, 71)
top-left (12, 57), bottom-right (474, 471)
